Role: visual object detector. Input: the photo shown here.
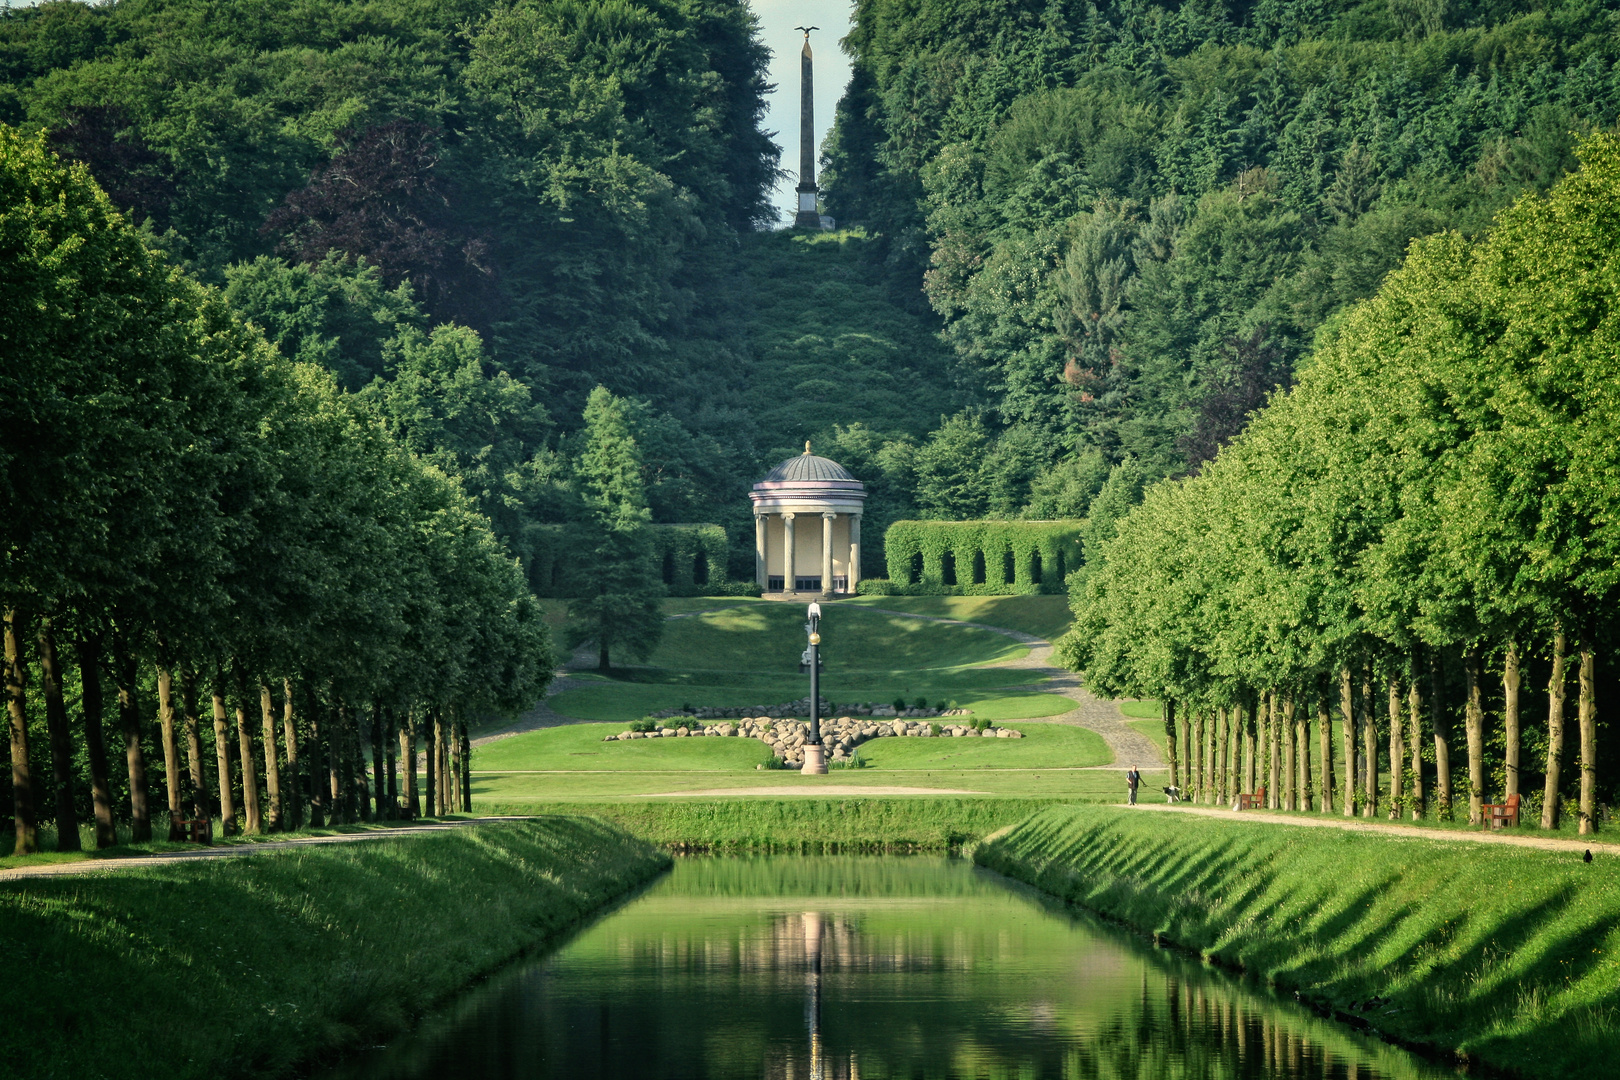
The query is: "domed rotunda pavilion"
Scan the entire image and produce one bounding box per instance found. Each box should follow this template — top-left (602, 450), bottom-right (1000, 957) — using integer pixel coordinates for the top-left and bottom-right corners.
top-left (749, 445), bottom-right (867, 596)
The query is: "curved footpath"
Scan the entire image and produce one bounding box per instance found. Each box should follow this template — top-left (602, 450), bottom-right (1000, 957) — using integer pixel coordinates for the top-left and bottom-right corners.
top-left (474, 604), bottom-right (1165, 769)
top-left (1131, 800), bottom-right (1617, 855)
top-left (0, 816), bottom-right (531, 880)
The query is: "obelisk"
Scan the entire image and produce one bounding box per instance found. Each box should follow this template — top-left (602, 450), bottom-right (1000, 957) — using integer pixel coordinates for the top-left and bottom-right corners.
top-left (793, 26), bottom-right (821, 228)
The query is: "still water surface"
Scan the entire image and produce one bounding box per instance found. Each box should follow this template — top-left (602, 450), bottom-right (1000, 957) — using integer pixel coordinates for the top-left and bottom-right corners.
top-left (325, 857), bottom-right (1451, 1080)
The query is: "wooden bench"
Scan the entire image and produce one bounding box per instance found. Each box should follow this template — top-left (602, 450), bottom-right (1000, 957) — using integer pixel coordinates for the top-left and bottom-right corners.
top-left (1236, 787), bottom-right (1267, 811)
top-left (1482, 792), bottom-right (1521, 829)
top-left (168, 817), bottom-right (213, 844)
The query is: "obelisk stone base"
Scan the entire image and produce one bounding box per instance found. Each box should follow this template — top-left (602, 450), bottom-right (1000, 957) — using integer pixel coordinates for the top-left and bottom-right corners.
top-left (800, 744), bottom-right (827, 775)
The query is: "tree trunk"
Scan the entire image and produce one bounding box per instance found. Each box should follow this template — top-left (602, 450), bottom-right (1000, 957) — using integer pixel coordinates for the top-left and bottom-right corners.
top-left (1541, 628), bottom-right (1568, 829)
top-left (259, 681), bottom-right (282, 831)
top-left (76, 634), bottom-right (118, 848)
top-left (460, 717), bottom-right (471, 813)
top-left (425, 707), bottom-right (439, 815)
top-left (281, 678), bottom-right (301, 830)
top-left (1578, 646), bottom-right (1597, 836)
top-left (1242, 697), bottom-right (1255, 794)
top-left (1503, 640), bottom-right (1521, 798)
top-left (1163, 699), bottom-right (1179, 789)
top-left (3, 608), bottom-right (37, 855)
top-left (1464, 645), bottom-right (1485, 825)
top-left (306, 686), bottom-right (325, 828)
top-left (1340, 667), bottom-right (1356, 816)
top-left (436, 708), bottom-right (448, 815)
top-left (1408, 672), bottom-right (1424, 821)
top-left (599, 641), bottom-right (610, 671)
top-left (1387, 679), bottom-right (1403, 820)
top-left (1193, 711), bottom-right (1205, 803)
top-left (449, 716), bottom-right (462, 813)
top-left (1180, 710), bottom-right (1192, 802)
top-left (370, 702), bottom-right (386, 819)
top-left (1263, 693), bottom-right (1277, 809)
top-left (384, 707), bottom-right (398, 819)
top-left (1431, 653), bottom-right (1452, 821)
top-left (402, 708), bottom-right (419, 819)
top-left (212, 671), bottom-right (236, 834)
top-left (114, 633), bottom-right (151, 842)
top-left (1215, 707), bottom-right (1229, 806)
top-left (1283, 696), bottom-right (1296, 811)
top-left (155, 663), bottom-right (181, 825)
top-left (37, 617), bottom-right (81, 851)
top-left (352, 713), bottom-right (370, 822)
top-left (1317, 674), bottom-right (1334, 814)
top-left (328, 701), bottom-right (344, 825)
top-left (232, 661), bottom-right (261, 835)
top-left (181, 669), bottom-right (209, 820)
top-left (1297, 696), bottom-right (1313, 812)
top-left (1361, 664), bottom-right (1378, 818)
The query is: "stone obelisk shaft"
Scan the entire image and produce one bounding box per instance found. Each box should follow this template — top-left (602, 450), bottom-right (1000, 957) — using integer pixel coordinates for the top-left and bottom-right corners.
top-left (794, 37), bottom-right (820, 228)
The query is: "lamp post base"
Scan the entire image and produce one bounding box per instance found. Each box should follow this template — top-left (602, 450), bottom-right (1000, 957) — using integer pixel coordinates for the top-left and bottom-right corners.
top-left (800, 743), bottom-right (827, 775)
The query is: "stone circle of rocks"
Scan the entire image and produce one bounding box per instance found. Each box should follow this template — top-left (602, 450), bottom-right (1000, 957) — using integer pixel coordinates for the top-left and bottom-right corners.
top-left (645, 697), bottom-right (968, 722)
top-left (603, 714), bottom-right (1023, 768)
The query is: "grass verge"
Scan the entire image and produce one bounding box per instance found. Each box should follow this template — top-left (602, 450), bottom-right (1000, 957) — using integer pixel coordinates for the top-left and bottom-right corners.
top-left (1, 817), bottom-right (670, 1080)
top-left (485, 798), bottom-right (1057, 852)
top-left (975, 804), bottom-right (1619, 1079)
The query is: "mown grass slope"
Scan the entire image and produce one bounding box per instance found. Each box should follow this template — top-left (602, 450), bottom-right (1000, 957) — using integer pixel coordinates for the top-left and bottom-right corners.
top-left (977, 805), bottom-right (1620, 1079)
top-left (546, 599), bottom-right (1072, 723)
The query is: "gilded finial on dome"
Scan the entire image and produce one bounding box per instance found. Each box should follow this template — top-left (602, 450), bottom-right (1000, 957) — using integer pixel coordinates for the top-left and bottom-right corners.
top-left (804, 440), bottom-right (812, 454)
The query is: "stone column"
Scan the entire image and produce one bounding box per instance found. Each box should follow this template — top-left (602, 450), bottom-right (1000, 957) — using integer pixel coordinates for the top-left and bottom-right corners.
top-left (782, 512), bottom-right (796, 593)
top-left (849, 513), bottom-right (862, 592)
top-left (821, 512), bottom-right (835, 596)
top-left (754, 512), bottom-right (768, 588)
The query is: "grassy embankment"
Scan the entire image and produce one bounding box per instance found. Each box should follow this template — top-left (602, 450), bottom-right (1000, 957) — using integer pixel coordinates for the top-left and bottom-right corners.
top-left (0, 818), bottom-right (670, 1080)
top-left (485, 798), bottom-right (1056, 852)
top-left (977, 805), bottom-right (1619, 1078)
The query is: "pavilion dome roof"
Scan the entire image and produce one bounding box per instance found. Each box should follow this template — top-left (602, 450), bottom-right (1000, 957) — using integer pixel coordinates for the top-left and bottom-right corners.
top-left (760, 447), bottom-right (856, 484)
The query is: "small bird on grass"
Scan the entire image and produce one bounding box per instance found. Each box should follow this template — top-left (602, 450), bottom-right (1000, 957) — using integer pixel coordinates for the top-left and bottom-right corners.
top-left (1585, 849), bottom-right (1593, 863)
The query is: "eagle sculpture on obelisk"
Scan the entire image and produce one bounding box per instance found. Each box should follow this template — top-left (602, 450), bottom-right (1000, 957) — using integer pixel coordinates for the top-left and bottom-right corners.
top-left (793, 26), bottom-right (822, 228)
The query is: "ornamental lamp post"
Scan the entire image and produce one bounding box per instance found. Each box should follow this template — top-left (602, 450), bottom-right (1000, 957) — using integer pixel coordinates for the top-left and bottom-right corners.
top-left (800, 602), bottom-right (827, 774)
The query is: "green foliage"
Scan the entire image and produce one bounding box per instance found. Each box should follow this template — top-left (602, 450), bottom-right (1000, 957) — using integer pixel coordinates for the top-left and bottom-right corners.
top-left (566, 387), bottom-right (665, 669)
top-left (0, 818), bottom-right (670, 1079)
top-left (878, 520), bottom-right (1083, 595)
top-left (980, 805), bottom-right (1620, 1079)
top-left (826, 0), bottom-right (1620, 500)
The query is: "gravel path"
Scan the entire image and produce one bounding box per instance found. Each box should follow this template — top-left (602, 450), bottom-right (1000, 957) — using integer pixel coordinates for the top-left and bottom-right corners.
top-left (635, 785), bottom-right (991, 797)
top-left (855, 607), bottom-right (1161, 770)
top-left (0, 817), bottom-right (535, 881)
top-left (1126, 801), bottom-right (1616, 855)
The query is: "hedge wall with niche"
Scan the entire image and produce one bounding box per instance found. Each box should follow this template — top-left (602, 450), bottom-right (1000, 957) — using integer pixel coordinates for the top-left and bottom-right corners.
top-left (870, 521), bottom-right (1083, 596)
top-left (524, 523), bottom-right (757, 598)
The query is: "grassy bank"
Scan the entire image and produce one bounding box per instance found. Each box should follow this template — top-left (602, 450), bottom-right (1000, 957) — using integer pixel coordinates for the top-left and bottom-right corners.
top-left (976, 805), bottom-right (1619, 1078)
top-left (487, 798), bottom-right (1056, 852)
top-left (1, 818), bottom-right (670, 1080)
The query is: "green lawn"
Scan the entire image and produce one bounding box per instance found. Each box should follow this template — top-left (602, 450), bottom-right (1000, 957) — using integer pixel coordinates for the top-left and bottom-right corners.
top-left (845, 593), bottom-right (1074, 640)
top-left (470, 718), bottom-right (1118, 801)
top-left (546, 598), bottom-right (1073, 724)
top-left (1117, 698), bottom-right (1161, 718)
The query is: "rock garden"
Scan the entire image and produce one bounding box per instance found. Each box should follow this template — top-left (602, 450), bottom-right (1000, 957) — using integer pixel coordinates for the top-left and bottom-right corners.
top-left (606, 714), bottom-right (1024, 768)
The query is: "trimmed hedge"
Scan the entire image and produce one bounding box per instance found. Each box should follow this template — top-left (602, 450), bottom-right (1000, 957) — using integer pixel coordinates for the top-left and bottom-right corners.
top-left (878, 520), bottom-right (1083, 595)
top-left (524, 523), bottom-right (757, 598)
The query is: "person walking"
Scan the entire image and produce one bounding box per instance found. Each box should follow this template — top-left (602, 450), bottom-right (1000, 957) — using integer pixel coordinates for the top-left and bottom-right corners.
top-left (1126, 765), bottom-right (1141, 806)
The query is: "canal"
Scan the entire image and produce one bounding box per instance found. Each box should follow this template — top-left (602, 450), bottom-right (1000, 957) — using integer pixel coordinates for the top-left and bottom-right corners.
top-left (323, 856), bottom-right (1452, 1079)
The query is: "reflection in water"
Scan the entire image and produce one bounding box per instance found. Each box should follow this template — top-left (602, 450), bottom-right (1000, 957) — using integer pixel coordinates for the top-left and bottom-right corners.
top-left (321, 858), bottom-right (1449, 1080)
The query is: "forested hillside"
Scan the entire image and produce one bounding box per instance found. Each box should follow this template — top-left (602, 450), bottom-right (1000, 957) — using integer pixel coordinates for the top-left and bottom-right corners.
top-left (1063, 135), bottom-right (1620, 830)
top-left (825, 0), bottom-right (1620, 500)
